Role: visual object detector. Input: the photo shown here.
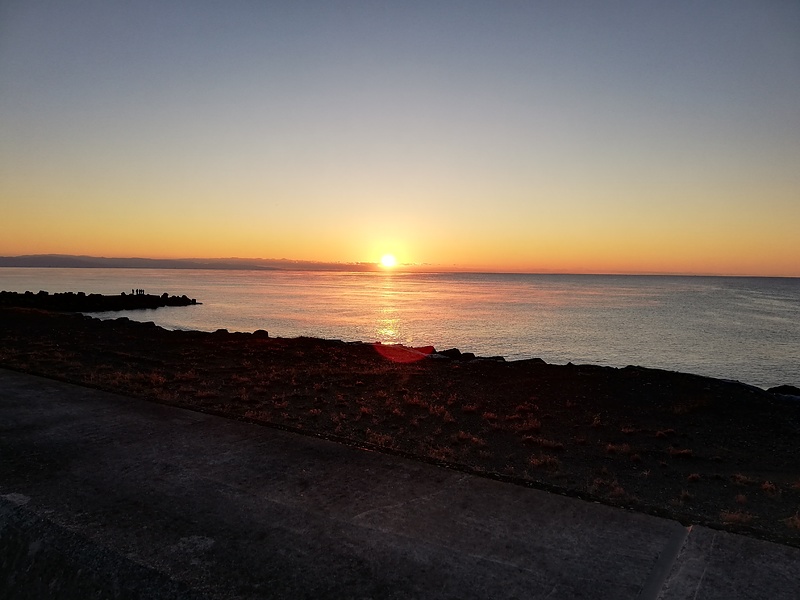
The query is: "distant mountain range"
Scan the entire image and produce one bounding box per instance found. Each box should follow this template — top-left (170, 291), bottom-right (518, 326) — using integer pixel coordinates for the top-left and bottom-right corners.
top-left (0, 254), bottom-right (380, 272)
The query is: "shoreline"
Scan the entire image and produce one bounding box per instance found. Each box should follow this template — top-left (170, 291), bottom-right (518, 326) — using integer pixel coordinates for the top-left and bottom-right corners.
top-left (0, 290), bottom-right (198, 312)
top-left (1, 305), bottom-right (799, 548)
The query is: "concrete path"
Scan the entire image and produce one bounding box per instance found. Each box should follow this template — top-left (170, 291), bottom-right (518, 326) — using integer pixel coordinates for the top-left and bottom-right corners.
top-left (0, 368), bottom-right (797, 599)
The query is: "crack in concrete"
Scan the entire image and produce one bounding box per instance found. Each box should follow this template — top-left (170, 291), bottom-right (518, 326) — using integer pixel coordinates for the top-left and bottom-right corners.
top-left (638, 524), bottom-right (691, 600)
top-left (691, 532), bottom-right (715, 600)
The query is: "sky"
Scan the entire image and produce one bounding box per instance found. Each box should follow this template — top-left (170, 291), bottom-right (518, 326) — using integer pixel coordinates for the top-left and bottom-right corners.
top-left (1, 1), bottom-right (799, 276)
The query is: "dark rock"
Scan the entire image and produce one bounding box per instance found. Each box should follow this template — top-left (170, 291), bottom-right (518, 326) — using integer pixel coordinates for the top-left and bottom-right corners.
top-left (438, 348), bottom-right (462, 359)
top-left (0, 290), bottom-right (200, 312)
top-left (412, 346), bottom-right (436, 355)
top-left (768, 385), bottom-right (800, 396)
top-left (252, 329), bottom-right (269, 339)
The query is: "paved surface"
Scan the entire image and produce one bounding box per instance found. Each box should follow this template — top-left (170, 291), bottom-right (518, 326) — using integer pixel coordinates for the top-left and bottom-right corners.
top-left (0, 369), bottom-right (798, 599)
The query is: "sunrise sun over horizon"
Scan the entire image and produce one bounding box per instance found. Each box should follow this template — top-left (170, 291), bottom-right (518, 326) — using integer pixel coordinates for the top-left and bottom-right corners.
top-left (380, 254), bottom-right (398, 269)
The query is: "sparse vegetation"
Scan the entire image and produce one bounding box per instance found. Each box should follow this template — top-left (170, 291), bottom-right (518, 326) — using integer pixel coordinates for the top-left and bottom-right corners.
top-left (528, 454), bottom-right (560, 470)
top-left (733, 473), bottom-right (756, 486)
top-left (720, 510), bottom-right (754, 525)
top-left (761, 481), bottom-right (778, 497)
top-left (667, 446), bottom-right (693, 458)
top-left (2, 306), bottom-right (799, 547)
top-left (522, 436), bottom-right (565, 451)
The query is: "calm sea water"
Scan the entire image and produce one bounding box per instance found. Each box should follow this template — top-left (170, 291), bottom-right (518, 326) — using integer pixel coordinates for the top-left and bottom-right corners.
top-left (2, 268), bottom-right (798, 389)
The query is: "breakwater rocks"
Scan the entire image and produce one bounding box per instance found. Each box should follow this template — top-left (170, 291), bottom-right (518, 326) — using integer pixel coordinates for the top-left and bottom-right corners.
top-left (0, 290), bottom-right (198, 312)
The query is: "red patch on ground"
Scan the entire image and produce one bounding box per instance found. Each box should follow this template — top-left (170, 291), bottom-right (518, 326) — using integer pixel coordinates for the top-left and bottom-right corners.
top-left (372, 343), bottom-right (432, 363)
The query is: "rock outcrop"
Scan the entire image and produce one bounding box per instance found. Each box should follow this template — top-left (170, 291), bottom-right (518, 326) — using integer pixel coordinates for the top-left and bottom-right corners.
top-left (0, 290), bottom-right (198, 312)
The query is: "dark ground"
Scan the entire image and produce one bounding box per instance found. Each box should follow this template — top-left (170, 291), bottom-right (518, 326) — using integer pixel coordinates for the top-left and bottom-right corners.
top-left (1, 306), bottom-right (798, 547)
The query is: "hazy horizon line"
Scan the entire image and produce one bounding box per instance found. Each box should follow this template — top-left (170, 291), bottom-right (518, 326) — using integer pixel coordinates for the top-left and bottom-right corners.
top-left (0, 253), bottom-right (797, 279)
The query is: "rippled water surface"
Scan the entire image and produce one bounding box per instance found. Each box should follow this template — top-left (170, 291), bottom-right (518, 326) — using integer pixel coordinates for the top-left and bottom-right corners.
top-left (2, 268), bottom-right (798, 389)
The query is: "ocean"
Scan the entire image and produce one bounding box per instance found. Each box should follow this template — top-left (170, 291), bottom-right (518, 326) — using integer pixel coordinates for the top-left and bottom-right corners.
top-left (1, 267), bottom-right (798, 390)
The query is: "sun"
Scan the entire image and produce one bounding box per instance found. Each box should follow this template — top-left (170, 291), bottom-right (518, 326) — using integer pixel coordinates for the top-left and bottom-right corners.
top-left (380, 254), bottom-right (397, 268)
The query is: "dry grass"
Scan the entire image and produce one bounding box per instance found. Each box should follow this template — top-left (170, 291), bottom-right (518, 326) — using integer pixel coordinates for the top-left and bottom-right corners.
top-left (175, 369), bottom-right (199, 382)
top-left (147, 372), bottom-right (167, 386)
top-left (732, 473), bottom-right (756, 486)
top-left (522, 436), bottom-right (565, 451)
top-left (667, 447), bottom-right (693, 458)
top-left (4, 308), bottom-right (800, 548)
top-left (608, 482), bottom-right (626, 499)
top-left (456, 431), bottom-right (486, 447)
top-left (720, 510), bottom-right (754, 525)
top-left (528, 454), bottom-right (561, 470)
top-left (513, 418), bottom-right (542, 434)
top-left (761, 481), bottom-right (779, 497)
top-left (366, 429), bottom-right (393, 447)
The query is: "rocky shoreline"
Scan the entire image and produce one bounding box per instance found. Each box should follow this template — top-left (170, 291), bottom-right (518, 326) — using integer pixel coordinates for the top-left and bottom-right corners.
top-left (0, 304), bottom-right (798, 547)
top-left (0, 290), bottom-right (198, 312)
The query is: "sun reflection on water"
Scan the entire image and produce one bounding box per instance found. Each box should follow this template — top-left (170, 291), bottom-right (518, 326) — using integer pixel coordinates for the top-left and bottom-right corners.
top-left (374, 276), bottom-right (406, 345)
